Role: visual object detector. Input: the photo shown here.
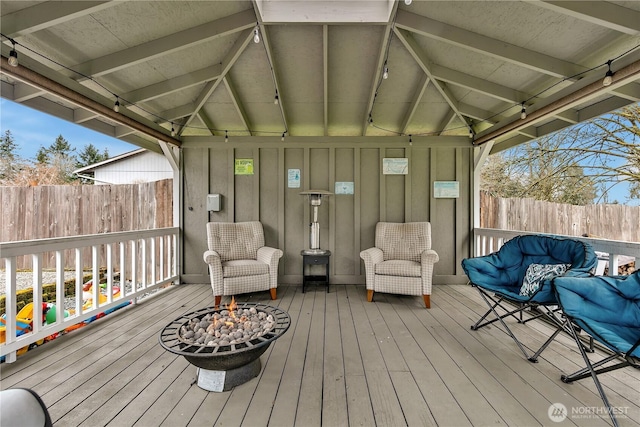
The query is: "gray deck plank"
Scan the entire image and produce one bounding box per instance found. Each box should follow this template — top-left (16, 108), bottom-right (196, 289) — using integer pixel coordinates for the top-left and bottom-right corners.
top-left (294, 290), bottom-right (327, 427)
top-left (345, 285), bottom-right (407, 426)
top-left (2, 283), bottom-right (639, 427)
top-left (321, 288), bottom-right (349, 427)
top-left (268, 287), bottom-right (314, 427)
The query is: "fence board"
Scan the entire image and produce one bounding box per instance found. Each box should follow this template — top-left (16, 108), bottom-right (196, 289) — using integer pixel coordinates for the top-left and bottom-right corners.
top-left (0, 180), bottom-right (173, 269)
top-left (481, 192), bottom-right (640, 242)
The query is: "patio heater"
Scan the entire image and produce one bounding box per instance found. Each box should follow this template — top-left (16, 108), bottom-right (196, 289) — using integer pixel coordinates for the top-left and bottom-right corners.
top-left (300, 190), bottom-right (332, 255)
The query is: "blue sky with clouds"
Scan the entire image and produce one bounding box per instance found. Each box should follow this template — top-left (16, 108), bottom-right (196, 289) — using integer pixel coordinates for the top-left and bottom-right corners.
top-left (1, 99), bottom-right (136, 160)
top-left (1, 98), bottom-right (637, 205)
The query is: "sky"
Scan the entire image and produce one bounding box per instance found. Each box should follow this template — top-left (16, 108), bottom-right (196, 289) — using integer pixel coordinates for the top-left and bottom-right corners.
top-left (1, 98), bottom-right (638, 205)
top-left (0, 99), bottom-right (136, 161)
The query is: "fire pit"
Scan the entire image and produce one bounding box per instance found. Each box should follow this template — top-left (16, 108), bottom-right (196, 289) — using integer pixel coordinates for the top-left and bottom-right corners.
top-left (159, 301), bottom-right (290, 392)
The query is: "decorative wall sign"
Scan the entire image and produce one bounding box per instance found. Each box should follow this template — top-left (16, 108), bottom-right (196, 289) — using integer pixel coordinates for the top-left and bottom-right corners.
top-left (335, 182), bottom-right (354, 195)
top-left (434, 181), bottom-right (460, 198)
top-left (288, 169), bottom-right (301, 188)
top-left (234, 159), bottom-right (254, 175)
top-left (382, 158), bottom-right (408, 175)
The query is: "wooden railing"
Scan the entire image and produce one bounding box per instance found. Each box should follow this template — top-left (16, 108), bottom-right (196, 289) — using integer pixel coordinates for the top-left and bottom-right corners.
top-left (0, 227), bottom-right (179, 363)
top-left (474, 228), bottom-right (639, 275)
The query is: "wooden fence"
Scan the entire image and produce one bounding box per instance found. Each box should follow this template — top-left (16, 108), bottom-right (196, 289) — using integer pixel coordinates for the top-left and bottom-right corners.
top-left (480, 192), bottom-right (640, 243)
top-left (0, 179), bottom-right (173, 269)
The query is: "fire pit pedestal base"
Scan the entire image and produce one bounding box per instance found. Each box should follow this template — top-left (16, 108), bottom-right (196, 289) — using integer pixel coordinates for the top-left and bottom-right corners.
top-left (196, 358), bottom-right (261, 392)
top-left (159, 302), bottom-right (291, 393)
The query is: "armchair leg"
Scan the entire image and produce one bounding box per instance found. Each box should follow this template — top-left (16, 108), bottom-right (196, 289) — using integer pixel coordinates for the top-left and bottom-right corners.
top-left (270, 288), bottom-right (277, 300)
top-left (214, 295), bottom-right (221, 307)
top-left (367, 290), bottom-right (374, 302)
top-left (423, 295), bottom-right (431, 309)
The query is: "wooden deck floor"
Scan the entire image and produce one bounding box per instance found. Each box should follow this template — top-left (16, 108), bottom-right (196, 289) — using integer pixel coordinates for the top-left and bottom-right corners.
top-left (1, 283), bottom-right (639, 427)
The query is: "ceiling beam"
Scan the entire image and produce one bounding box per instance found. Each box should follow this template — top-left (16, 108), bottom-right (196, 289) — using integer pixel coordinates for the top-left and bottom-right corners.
top-left (394, 28), bottom-right (470, 131)
top-left (475, 56), bottom-right (640, 146)
top-left (69, 9), bottom-right (256, 78)
top-left (362, 24), bottom-right (394, 135)
top-left (223, 76), bottom-right (252, 135)
top-left (197, 110), bottom-right (217, 136)
top-left (180, 28), bottom-right (253, 134)
top-left (396, 9), bottom-right (584, 79)
top-left (13, 82), bottom-right (44, 102)
top-left (258, 23), bottom-right (289, 136)
top-left (120, 64), bottom-right (223, 104)
top-left (323, 25), bottom-right (329, 136)
top-left (0, 50), bottom-right (181, 146)
top-left (430, 64), bottom-right (530, 105)
top-left (611, 83), bottom-right (640, 103)
top-left (73, 108), bottom-right (98, 124)
top-left (536, 1), bottom-right (640, 35)
top-left (1, 1), bottom-right (118, 39)
top-left (400, 73), bottom-right (429, 135)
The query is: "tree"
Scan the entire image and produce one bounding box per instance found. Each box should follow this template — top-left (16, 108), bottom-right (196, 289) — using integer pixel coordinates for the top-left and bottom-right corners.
top-left (77, 144), bottom-right (109, 169)
top-left (482, 104), bottom-right (640, 205)
top-left (35, 134), bottom-right (78, 183)
top-left (0, 130), bottom-right (21, 180)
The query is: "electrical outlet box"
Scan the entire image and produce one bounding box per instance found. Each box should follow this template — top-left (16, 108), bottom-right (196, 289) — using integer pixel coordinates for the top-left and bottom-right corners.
top-left (207, 194), bottom-right (221, 211)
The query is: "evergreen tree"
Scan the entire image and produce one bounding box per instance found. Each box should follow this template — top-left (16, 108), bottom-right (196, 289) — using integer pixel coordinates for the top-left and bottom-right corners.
top-left (77, 144), bottom-right (109, 169)
top-left (0, 130), bottom-right (21, 180)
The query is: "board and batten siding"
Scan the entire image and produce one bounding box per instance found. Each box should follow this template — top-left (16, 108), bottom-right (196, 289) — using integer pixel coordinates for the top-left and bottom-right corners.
top-left (180, 137), bottom-right (474, 286)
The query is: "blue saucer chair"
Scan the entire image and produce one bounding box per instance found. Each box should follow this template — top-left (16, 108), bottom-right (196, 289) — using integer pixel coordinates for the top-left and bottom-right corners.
top-left (553, 272), bottom-right (640, 427)
top-left (461, 234), bottom-right (597, 361)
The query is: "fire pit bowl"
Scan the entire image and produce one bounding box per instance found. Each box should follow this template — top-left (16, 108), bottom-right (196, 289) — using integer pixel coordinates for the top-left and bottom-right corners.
top-left (159, 302), bottom-right (290, 391)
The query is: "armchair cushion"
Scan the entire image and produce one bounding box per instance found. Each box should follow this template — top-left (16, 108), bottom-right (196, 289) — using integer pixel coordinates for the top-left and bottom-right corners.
top-left (206, 221), bottom-right (265, 262)
top-left (376, 222), bottom-right (431, 262)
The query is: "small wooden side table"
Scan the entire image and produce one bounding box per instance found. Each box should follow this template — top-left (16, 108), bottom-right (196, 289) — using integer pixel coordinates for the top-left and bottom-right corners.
top-left (300, 250), bottom-right (331, 293)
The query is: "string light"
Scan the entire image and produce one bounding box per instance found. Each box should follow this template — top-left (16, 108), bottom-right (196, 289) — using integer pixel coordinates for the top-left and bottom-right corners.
top-left (405, 0), bottom-right (412, 4)
top-left (602, 60), bottom-right (614, 87)
top-left (409, 134), bottom-right (412, 145)
top-left (1, 31), bottom-right (637, 141)
top-left (224, 130), bottom-right (229, 143)
top-left (171, 123), bottom-right (176, 137)
top-left (8, 41), bottom-right (18, 67)
top-left (274, 90), bottom-right (279, 105)
top-left (382, 61), bottom-right (389, 80)
top-left (520, 103), bottom-right (527, 120)
top-left (281, 132), bottom-right (286, 141)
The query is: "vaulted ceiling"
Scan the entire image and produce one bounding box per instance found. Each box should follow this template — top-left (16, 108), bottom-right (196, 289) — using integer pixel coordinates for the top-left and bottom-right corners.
top-left (1, 0), bottom-right (640, 155)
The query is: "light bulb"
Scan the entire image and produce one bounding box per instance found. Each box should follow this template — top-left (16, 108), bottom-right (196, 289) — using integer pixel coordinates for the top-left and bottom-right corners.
top-left (253, 28), bottom-right (260, 44)
top-left (113, 99), bottom-right (120, 113)
top-left (382, 66), bottom-right (389, 80)
top-left (274, 94), bottom-right (279, 105)
top-left (405, 0), bottom-right (412, 4)
top-left (8, 48), bottom-right (18, 67)
top-left (281, 132), bottom-right (285, 141)
top-left (603, 60), bottom-right (614, 87)
top-left (225, 130), bottom-right (229, 143)
top-left (171, 125), bottom-right (176, 137)
top-left (520, 104), bottom-right (527, 120)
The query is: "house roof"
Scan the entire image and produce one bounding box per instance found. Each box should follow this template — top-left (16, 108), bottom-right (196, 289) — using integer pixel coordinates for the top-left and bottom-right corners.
top-left (1, 1), bottom-right (639, 155)
top-left (73, 148), bottom-right (147, 174)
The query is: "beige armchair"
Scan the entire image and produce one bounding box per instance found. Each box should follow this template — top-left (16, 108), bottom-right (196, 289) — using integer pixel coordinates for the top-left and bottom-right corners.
top-left (360, 222), bottom-right (439, 308)
top-left (203, 221), bottom-right (283, 306)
